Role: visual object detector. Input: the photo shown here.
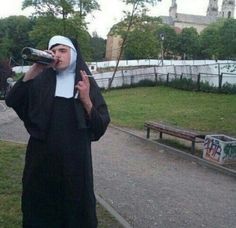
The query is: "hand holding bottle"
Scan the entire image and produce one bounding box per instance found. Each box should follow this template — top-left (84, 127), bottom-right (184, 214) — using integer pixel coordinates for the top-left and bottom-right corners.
top-left (21, 47), bottom-right (58, 82)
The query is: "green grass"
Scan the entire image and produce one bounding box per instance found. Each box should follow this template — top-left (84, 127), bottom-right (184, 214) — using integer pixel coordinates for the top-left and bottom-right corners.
top-left (0, 141), bottom-right (121, 228)
top-left (103, 86), bottom-right (236, 137)
top-left (0, 141), bottom-right (24, 227)
top-left (2, 86), bottom-right (236, 226)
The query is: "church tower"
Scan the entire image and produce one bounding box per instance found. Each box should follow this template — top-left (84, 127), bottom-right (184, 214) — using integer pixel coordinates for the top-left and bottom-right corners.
top-left (221, 0), bottom-right (235, 18)
top-left (207, 0), bottom-right (219, 16)
top-left (169, 0), bottom-right (177, 18)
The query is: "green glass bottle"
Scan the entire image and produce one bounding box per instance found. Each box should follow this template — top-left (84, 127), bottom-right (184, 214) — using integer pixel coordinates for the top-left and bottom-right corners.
top-left (21, 47), bottom-right (54, 65)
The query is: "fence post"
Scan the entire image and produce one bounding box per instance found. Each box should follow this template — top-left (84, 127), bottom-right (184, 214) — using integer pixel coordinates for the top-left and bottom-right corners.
top-left (197, 73), bottom-right (201, 91)
top-left (122, 69), bottom-right (124, 86)
top-left (131, 75), bottom-right (134, 86)
top-left (180, 73), bottom-right (183, 80)
top-left (108, 78), bottom-right (112, 89)
top-left (154, 67), bottom-right (157, 85)
top-left (219, 73), bottom-right (223, 90)
top-left (166, 73), bottom-right (169, 84)
top-left (218, 63), bottom-right (220, 76)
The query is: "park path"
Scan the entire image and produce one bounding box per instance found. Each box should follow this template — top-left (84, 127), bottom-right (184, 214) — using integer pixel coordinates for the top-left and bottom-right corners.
top-left (1, 100), bottom-right (236, 228)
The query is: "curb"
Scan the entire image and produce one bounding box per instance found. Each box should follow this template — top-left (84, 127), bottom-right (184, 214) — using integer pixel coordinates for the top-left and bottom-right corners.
top-left (110, 124), bottom-right (236, 179)
top-left (95, 194), bottom-right (132, 228)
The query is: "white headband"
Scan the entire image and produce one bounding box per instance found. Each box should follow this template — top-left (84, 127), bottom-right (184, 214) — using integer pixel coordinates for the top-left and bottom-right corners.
top-left (48, 35), bottom-right (76, 51)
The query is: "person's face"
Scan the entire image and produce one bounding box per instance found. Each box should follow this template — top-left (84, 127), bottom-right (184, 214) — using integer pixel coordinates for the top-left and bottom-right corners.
top-left (51, 44), bottom-right (71, 71)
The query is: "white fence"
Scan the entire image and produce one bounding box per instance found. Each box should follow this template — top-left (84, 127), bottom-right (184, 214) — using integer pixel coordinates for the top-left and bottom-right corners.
top-left (89, 59), bottom-right (235, 68)
top-left (12, 60), bottom-right (236, 89)
top-left (92, 62), bottom-right (236, 89)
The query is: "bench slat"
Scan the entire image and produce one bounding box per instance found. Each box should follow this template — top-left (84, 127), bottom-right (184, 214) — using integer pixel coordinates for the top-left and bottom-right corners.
top-left (144, 121), bottom-right (206, 154)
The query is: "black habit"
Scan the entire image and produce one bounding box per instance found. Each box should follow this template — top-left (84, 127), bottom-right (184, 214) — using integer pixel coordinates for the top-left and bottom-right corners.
top-left (5, 40), bottom-right (110, 228)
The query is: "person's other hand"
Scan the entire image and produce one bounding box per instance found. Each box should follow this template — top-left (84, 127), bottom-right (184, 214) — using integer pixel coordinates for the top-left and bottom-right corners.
top-left (75, 70), bottom-right (93, 115)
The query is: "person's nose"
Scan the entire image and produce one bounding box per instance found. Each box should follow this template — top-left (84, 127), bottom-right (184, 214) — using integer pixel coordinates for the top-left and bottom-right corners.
top-left (54, 50), bottom-right (61, 59)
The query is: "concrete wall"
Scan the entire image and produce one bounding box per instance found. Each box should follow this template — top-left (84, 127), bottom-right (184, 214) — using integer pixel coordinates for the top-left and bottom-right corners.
top-left (90, 59), bottom-right (234, 69)
top-left (12, 60), bottom-right (236, 89)
top-left (93, 62), bottom-right (236, 89)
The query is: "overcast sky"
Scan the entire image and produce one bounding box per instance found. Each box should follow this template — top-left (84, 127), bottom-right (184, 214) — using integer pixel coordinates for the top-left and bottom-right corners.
top-left (0, 0), bottom-right (227, 38)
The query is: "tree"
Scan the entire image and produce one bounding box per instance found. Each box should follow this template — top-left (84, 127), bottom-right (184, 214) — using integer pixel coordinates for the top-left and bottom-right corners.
top-left (199, 18), bottom-right (236, 60)
top-left (199, 19), bottom-right (225, 59)
top-left (107, 0), bottom-right (162, 89)
top-left (23, 0), bottom-right (75, 18)
top-left (0, 16), bottom-right (35, 63)
top-left (90, 32), bottom-right (106, 61)
top-left (77, 0), bottom-right (100, 17)
top-left (21, 0), bottom-right (98, 61)
top-left (156, 24), bottom-right (178, 59)
top-left (28, 15), bottom-right (92, 60)
top-left (124, 27), bottom-right (160, 59)
top-left (218, 18), bottom-right (236, 59)
top-left (22, 0), bottom-right (99, 18)
top-left (200, 24), bottom-right (221, 59)
top-left (176, 27), bottom-right (200, 59)
top-left (0, 60), bottom-right (14, 98)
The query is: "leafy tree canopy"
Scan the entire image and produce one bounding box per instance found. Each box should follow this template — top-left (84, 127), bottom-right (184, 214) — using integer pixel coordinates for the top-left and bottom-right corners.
top-left (176, 27), bottom-right (200, 59)
top-left (0, 16), bottom-right (35, 63)
top-left (156, 24), bottom-right (178, 59)
top-left (22, 0), bottom-right (100, 18)
top-left (124, 26), bottom-right (160, 59)
top-left (200, 19), bottom-right (224, 59)
top-left (218, 18), bottom-right (236, 59)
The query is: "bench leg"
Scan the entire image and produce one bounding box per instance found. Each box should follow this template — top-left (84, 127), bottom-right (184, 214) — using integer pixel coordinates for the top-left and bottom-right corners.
top-left (191, 141), bottom-right (195, 154)
top-left (146, 128), bottom-right (150, 138)
top-left (159, 132), bottom-right (163, 139)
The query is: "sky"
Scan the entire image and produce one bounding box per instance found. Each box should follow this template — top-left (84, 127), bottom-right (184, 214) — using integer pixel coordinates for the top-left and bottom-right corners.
top-left (0, 0), bottom-right (227, 39)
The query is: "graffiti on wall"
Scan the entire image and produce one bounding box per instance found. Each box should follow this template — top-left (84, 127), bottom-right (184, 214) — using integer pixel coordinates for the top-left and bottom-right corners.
top-left (204, 137), bottom-right (222, 162)
top-left (224, 143), bottom-right (236, 161)
top-left (203, 135), bottom-right (236, 164)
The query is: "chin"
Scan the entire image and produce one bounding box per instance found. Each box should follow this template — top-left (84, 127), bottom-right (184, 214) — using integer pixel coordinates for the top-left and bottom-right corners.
top-left (55, 64), bottom-right (67, 71)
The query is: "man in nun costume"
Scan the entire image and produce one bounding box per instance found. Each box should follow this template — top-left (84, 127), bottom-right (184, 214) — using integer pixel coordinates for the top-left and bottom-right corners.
top-left (5, 35), bottom-right (110, 228)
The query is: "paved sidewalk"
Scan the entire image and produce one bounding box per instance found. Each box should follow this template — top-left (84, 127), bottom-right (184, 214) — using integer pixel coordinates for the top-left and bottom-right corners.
top-left (1, 101), bottom-right (236, 228)
top-left (92, 127), bottom-right (236, 228)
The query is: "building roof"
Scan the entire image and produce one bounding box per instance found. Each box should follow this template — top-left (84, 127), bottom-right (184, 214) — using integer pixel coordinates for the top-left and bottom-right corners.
top-left (176, 13), bottom-right (219, 25)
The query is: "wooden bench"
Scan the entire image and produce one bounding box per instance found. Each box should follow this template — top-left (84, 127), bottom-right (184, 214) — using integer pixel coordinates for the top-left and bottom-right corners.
top-left (144, 121), bottom-right (206, 154)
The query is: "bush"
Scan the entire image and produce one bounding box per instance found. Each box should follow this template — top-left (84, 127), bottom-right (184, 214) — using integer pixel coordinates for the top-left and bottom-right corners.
top-left (134, 79), bottom-right (156, 87)
top-left (168, 78), bottom-right (197, 91)
top-left (220, 82), bottom-right (236, 94)
top-left (103, 73), bottom-right (236, 94)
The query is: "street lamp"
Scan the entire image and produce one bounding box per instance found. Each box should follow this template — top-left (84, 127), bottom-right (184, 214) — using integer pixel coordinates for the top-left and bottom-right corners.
top-left (160, 33), bottom-right (165, 66)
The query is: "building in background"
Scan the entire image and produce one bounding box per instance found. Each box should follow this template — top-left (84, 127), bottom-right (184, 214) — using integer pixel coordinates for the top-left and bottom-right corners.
top-left (164, 0), bottom-right (235, 33)
top-left (105, 0), bottom-right (235, 60)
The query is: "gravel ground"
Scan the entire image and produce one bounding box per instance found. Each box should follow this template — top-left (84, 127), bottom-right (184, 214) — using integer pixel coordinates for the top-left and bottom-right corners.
top-left (1, 100), bottom-right (236, 228)
top-left (92, 127), bottom-right (236, 228)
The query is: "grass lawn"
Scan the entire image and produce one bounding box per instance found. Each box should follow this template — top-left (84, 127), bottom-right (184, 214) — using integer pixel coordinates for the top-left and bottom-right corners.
top-left (103, 86), bottom-right (236, 137)
top-left (0, 141), bottom-right (122, 228)
top-left (1, 86), bottom-right (236, 226)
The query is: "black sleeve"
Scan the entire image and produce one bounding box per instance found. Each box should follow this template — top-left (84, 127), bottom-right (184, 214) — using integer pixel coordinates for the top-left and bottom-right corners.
top-left (5, 77), bottom-right (32, 121)
top-left (88, 78), bottom-right (110, 141)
